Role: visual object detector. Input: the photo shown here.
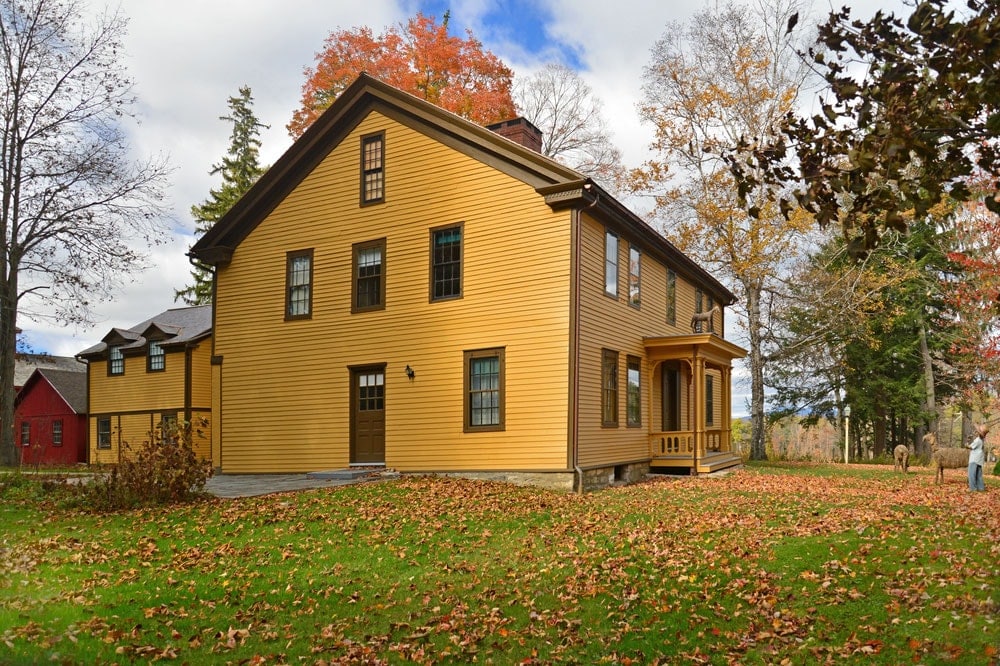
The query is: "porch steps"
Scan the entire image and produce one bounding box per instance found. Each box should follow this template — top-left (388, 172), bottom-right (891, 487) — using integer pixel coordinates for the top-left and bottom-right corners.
top-left (649, 451), bottom-right (742, 474)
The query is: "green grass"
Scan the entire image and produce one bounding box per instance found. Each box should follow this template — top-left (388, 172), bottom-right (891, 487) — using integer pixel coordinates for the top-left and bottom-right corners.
top-left (2, 463), bottom-right (998, 664)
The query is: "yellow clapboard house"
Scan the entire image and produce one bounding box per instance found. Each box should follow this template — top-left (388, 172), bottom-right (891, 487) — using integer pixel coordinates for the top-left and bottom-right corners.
top-left (77, 305), bottom-right (213, 464)
top-left (189, 74), bottom-right (746, 491)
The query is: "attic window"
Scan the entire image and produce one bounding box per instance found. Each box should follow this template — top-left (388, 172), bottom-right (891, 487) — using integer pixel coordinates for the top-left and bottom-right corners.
top-left (148, 340), bottom-right (165, 372)
top-left (286, 249), bottom-right (313, 320)
top-left (108, 345), bottom-right (124, 376)
top-left (361, 132), bottom-right (385, 204)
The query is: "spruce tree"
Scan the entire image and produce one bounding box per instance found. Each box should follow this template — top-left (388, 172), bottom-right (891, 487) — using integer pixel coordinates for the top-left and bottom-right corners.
top-left (177, 86), bottom-right (268, 305)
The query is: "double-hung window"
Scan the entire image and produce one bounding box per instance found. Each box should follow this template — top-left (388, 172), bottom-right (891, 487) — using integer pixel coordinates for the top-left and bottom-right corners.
top-left (353, 239), bottom-right (385, 312)
top-left (605, 231), bottom-right (619, 297)
top-left (97, 418), bottom-right (112, 449)
top-left (361, 133), bottom-right (385, 204)
top-left (628, 245), bottom-right (641, 308)
top-left (52, 420), bottom-right (63, 447)
top-left (20, 422), bottom-right (29, 446)
top-left (666, 270), bottom-right (677, 326)
top-left (148, 340), bottom-right (165, 372)
top-left (602, 349), bottom-right (619, 427)
top-left (286, 249), bottom-right (313, 319)
top-left (108, 345), bottom-right (124, 376)
top-left (431, 225), bottom-right (462, 301)
top-left (465, 348), bottom-right (504, 431)
top-left (627, 356), bottom-right (641, 427)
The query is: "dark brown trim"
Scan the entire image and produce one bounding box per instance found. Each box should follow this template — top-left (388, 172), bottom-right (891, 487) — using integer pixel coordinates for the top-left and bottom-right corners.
top-left (351, 237), bottom-right (387, 313)
top-left (628, 244), bottom-right (641, 310)
top-left (603, 229), bottom-right (619, 300)
top-left (211, 355), bottom-right (224, 365)
top-left (601, 348), bottom-right (619, 428)
top-left (360, 131), bottom-right (386, 206)
top-left (626, 355), bottom-right (642, 428)
top-left (429, 222), bottom-right (464, 302)
top-left (188, 74), bottom-right (578, 265)
top-left (146, 340), bottom-right (166, 373)
top-left (568, 209), bottom-right (581, 471)
top-left (106, 345), bottom-right (124, 377)
top-left (463, 347), bottom-right (506, 433)
top-left (542, 181), bottom-right (736, 307)
top-left (285, 248), bottom-right (314, 321)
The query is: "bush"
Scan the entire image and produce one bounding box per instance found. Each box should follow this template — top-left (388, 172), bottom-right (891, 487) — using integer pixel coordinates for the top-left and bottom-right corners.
top-left (85, 419), bottom-right (213, 511)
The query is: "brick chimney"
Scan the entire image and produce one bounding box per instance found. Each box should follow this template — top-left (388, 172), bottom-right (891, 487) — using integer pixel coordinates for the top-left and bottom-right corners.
top-left (486, 117), bottom-right (543, 153)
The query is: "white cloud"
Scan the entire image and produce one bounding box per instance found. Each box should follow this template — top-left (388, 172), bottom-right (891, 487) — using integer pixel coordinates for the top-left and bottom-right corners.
top-left (23, 0), bottom-right (906, 359)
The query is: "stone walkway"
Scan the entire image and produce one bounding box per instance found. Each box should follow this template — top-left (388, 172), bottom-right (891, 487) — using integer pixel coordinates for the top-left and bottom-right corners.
top-left (204, 468), bottom-right (398, 498)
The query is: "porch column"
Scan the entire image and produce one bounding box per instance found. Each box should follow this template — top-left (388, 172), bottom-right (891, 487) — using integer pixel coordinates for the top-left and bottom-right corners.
top-left (721, 365), bottom-right (732, 454)
top-left (694, 354), bottom-right (706, 463)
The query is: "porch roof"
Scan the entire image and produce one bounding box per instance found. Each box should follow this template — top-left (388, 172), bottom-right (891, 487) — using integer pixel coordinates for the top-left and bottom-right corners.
top-left (643, 333), bottom-right (747, 366)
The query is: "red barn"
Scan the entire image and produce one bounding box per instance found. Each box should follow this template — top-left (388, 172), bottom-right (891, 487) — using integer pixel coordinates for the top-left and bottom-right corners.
top-left (14, 368), bottom-right (88, 466)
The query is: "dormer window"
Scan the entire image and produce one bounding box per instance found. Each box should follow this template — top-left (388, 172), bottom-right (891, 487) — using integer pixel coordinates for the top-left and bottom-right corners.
top-left (108, 345), bottom-right (124, 376)
top-left (148, 340), bottom-right (165, 372)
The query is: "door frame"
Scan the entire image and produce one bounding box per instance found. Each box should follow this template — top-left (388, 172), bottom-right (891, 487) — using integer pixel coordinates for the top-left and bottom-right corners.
top-left (349, 363), bottom-right (387, 464)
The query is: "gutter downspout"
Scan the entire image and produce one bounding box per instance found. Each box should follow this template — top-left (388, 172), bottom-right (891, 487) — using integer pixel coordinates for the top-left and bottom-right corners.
top-left (574, 184), bottom-right (600, 495)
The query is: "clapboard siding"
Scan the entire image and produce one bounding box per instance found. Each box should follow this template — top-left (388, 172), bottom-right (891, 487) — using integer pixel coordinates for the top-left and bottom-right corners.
top-left (575, 213), bottom-right (725, 467)
top-left (87, 338), bottom-right (214, 464)
top-left (214, 113), bottom-right (573, 473)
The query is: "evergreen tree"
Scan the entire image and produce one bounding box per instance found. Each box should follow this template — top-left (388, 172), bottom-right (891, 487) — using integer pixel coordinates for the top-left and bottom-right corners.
top-left (176, 86), bottom-right (268, 305)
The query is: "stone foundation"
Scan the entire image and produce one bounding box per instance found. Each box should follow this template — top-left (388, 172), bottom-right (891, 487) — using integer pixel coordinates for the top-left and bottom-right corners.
top-left (579, 461), bottom-right (651, 492)
top-left (432, 461), bottom-right (651, 493)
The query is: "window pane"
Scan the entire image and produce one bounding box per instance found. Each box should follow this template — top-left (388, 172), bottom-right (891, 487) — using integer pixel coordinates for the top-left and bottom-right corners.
top-left (666, 270), bottom-right (676, 325)
top-left (605, 232), bottom-right (618, 296)
top-left (469, 355), bottom-right (500, 426)
top-left (53, 420), bottom-right (63, 446)
top-left (432, 227), bottom-right (461, 299)
top-left (356, 245), bottom-right (383, 309)
top-left (627, 357), bottom-right (641, 426)
top-left (149, 341), bottom-right (164, 371)
top-left (602, 350), bottom-right (618, 425)
top-left (629, 246), bottom-right (641, 307)
top-left (109, 345), bottom-right (124, 375)
top-left (362, 136), bottom-right (384, 202)
top-left (20, 422), bottom-right (29, 446)
top-left (287, 252), bottom-right (312, 317)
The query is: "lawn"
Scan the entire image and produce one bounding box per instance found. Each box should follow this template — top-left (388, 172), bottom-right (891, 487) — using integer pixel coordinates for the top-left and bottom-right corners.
top-left (1, 463), bottom-right (997, 665)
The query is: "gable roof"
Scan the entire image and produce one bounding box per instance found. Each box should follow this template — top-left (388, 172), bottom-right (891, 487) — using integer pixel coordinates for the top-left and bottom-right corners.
top-left (77, 305), bottom-right (213, 359)
top-left (15, 367), bottom-right (88, 414)
top-left (188, 73), bottom-right (735, 305)
top-left (14, 354), bottom-right (85, 388)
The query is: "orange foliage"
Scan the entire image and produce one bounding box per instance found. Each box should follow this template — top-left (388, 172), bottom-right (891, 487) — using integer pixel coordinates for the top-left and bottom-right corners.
top-left (288, 13), bottom-right (516, 138)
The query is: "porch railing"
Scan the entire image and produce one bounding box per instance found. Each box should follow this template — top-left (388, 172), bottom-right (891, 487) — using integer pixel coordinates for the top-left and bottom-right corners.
top-left (649, 428), bottom-right (727, 459)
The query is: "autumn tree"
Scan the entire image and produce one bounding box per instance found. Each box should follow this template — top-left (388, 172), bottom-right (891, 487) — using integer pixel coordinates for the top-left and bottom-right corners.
top-left (514, 63), bottom-right (623, 185)
top-left (939, 180), bottom-right (1000, 420)
top-left (0, 0), bottom-right (169, 465)
top-left (176, 86), bottom-right (268, 306)
top-left (768, 222), bottom-right (963, 458)
top-left (632, 0), bottom-right (814, 460)
top-left (288, 12), bottom-right (516, 138)
top-left (730, 0), bottom-right (1000, 250)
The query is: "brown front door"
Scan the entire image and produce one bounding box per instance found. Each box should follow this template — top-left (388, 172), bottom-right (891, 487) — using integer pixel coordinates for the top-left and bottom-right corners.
top-left (351, 366), bottom-right (385, 464)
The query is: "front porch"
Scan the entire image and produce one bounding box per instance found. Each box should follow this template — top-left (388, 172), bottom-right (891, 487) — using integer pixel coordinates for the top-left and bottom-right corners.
top-left (643, 333), bottom-right (747, 475)
top-left (648, 428), bottom-right (743, 473)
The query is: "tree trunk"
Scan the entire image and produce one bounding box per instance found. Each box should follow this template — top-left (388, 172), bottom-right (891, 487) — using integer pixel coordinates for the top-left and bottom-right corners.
top-left (747, 281), bottom-right (767, 460)
top-left (0, 280), bottom-right (17, 466)
top-left (918, 321), bottom-right (937, 431)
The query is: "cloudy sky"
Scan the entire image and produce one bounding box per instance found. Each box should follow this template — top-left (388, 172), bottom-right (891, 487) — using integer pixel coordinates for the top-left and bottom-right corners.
top-left (22, 0), bottom-right (903, 411)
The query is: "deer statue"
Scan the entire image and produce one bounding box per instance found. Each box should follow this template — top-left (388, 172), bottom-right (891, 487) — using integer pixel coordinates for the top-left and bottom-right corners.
top-left (690, 305), bottom-right (721, 334)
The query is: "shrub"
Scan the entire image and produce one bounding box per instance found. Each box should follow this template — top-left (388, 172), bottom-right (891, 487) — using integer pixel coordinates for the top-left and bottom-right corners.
top-left (85, 419), bottom-right (213, 511)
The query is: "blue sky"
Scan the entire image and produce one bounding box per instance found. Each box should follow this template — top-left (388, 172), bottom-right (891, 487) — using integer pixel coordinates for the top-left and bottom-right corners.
top-left (23, 0), bottom-right (906, 416)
